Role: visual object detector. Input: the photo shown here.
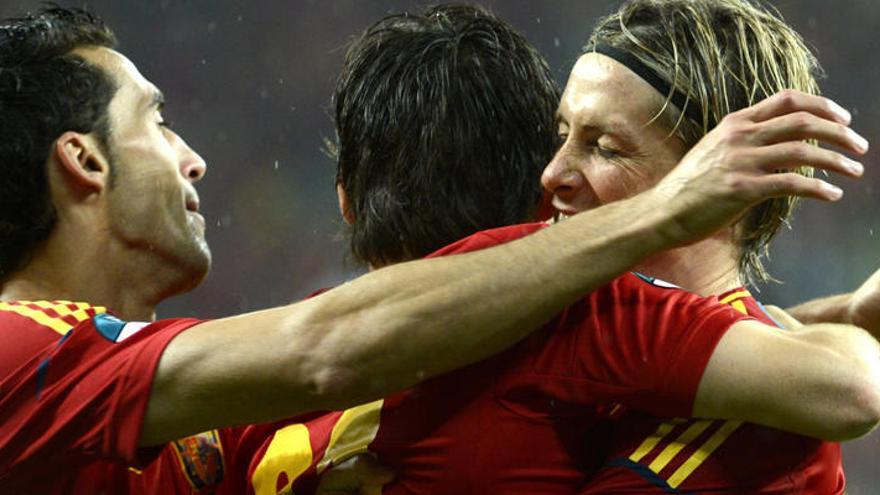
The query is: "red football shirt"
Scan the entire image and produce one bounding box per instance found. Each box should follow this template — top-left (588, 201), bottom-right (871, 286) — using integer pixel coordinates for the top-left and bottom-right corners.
top-left (579, 290), bottom-right (844, 494)
top-left (0, 300), bottom-right (201, 493)
top-left (246, 223), bottom-right (751, 495)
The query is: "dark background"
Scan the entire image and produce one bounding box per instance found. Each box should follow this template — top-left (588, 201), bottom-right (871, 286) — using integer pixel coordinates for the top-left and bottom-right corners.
top-left (2, 0), bottom-right (878, 491)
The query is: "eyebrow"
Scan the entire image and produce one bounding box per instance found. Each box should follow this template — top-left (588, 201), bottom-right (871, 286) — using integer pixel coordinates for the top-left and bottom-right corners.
top-left (555, 112), bottom-right (637, 144)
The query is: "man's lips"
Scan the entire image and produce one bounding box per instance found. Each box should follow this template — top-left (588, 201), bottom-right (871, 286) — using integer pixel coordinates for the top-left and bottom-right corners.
top-left (185, 195), bottom-right (200, 213)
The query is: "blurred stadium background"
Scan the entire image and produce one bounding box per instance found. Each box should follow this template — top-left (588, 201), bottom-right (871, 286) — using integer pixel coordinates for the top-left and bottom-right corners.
top-left (1, 0), bottom-right (877, 491)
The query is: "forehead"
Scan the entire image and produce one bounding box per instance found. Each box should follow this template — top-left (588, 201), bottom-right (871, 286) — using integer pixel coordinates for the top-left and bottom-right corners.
top-left (73, 46), bottom-right (160, 113)
top-left (558, 53), bottom-right (666, 130)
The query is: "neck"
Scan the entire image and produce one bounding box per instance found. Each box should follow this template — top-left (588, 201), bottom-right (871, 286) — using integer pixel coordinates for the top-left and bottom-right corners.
top-left (633, 231), bottom-right (743, 297)
top-left (0, 222), bottom-right (187, 322)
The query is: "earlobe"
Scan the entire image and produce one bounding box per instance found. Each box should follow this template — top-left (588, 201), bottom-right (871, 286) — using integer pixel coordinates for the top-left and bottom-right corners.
top-left (336, 182), bottom-right (355, 225)
top-left (53, 131), bottom-right (110, 192)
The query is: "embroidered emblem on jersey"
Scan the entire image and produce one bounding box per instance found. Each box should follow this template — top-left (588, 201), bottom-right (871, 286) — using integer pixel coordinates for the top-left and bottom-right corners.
top-left (616, 290), bottom-right (760, 490)
top-left (0, 300), bottom-right (107, 335)
top-left (632, 272), bottom-right (681, 289)
top-left (172, 430), bottom-right (225, 490)
top-left (92, 313), bottom-right (150, 343)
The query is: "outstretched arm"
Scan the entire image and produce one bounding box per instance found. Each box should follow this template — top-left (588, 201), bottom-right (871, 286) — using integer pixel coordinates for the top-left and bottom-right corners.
top-left (787, 269), bottom-right (880, 337)
top-left (141, 90), bottom-right (867, 446)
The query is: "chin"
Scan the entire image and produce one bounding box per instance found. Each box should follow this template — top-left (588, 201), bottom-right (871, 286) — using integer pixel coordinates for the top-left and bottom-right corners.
top-left (172, 239), bottom-right (212, 293)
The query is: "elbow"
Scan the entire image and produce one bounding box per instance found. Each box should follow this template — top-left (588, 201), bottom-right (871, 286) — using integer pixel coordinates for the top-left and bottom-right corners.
top-left (822, 377), bottom-right (880, 441)
top-left (290, 354), bottom-right (363, 411)
top-left (847, 380), bottom-right (880, 439)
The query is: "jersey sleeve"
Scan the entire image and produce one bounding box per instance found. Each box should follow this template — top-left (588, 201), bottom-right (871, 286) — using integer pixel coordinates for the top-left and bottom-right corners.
top-left (0, 315), bottom-right (202, 474)
top-left (558, 274), bottom-right (753, 418)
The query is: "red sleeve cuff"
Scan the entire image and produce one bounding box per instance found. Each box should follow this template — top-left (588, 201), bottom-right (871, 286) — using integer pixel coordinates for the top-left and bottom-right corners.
top-left (659, 307), bottom-right (753, 417)
top-left (109, 318), bottom-right (203, 466)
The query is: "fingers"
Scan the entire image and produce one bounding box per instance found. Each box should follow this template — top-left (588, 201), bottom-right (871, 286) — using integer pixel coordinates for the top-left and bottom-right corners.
top-left (748, 142), bottom-right (863, 178)
top-left (740, 89), bottom-right (851, 125)
top-left (754, 112), bottom-right (869, 155)
top-left (316, 455), bottom-right (395, 495)
top-left (742, 173), bottom-right (843, 202)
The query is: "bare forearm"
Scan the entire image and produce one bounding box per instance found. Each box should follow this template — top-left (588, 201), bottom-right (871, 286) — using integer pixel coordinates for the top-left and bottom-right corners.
top-left (787, 294), bottom-right (853, 328)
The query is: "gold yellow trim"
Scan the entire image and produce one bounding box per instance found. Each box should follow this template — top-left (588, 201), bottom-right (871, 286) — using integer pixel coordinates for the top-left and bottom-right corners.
top-left (317, 399), bottom-right (384, 473)
top-left (719, 290), bottom-right (751, 305)
top-left (628, 418), bottom-right (687, 463)
top-left (252, 424), bottom-right (313, 495)
top-left (648, 420), bottom-right (713, 473)
top-left (667, 420), bottom-right (743, 488)
top-left (0, 300), bottom-right (106, 336)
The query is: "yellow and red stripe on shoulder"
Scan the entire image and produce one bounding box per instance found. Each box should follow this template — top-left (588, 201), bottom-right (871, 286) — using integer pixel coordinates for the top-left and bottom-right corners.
top-left (0, 300), bottom-right (107, 336)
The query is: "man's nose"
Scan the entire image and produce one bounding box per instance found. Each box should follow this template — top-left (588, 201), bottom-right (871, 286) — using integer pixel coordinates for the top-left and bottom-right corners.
top-left (541, 154), bottom-right (585, 201)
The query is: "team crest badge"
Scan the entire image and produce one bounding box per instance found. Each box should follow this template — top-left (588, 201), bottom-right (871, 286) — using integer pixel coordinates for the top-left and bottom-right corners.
top-left (172, 430), bottom-right (225, 489)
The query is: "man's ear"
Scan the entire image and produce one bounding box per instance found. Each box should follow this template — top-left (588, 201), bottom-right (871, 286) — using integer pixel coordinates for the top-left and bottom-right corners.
top-left (52, 131), bottom-right (111, 193)
top-left (336, 182), bottom-right (355, 225)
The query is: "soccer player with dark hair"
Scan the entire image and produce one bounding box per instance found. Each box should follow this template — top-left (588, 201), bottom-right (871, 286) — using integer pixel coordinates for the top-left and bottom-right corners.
top-left (0, 7), bottom-right (834, 492)
top-left (243, 4), bottom-right (874, 494)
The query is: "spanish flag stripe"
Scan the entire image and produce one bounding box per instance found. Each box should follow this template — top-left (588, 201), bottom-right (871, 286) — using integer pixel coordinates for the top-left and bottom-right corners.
top-left (0, 302), bottom-right (73, 335)
top-left (0, 300), bottom-right (106, 336)
top-left (730, 300), bottom-right (748, 315)
top-left (648, 420), bottom-right (713, 473)
top-left (719, 290), bottom-right (750, 305)
top-left (667, 420), bottom-right (744, 488)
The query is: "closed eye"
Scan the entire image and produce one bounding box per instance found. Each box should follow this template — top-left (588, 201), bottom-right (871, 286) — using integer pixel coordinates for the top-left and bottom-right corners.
top-left (596, 146), bottom-right (619, 159)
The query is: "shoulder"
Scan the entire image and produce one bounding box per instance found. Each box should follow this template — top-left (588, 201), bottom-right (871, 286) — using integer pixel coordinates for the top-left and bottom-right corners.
top-left (0, 300), bottom-right (109, 337)
top-left (428, 222), bottom-right (548, 257)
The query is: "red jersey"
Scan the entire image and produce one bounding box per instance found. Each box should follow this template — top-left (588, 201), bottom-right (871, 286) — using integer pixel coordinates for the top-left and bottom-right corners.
top-left (0, 299), bottom-right (202, 493)
top-left (244, 223), bottom-right (751, 495)
top-left (579, 290), bottom-right (844, 494)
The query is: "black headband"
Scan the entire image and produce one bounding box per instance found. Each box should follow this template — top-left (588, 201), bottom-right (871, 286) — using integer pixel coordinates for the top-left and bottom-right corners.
top-left (590, 43), bottom-right (706, 125)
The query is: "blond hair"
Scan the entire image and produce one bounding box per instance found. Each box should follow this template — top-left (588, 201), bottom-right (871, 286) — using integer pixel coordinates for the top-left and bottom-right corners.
top-left (589, 0), bottom-right (823, 285)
